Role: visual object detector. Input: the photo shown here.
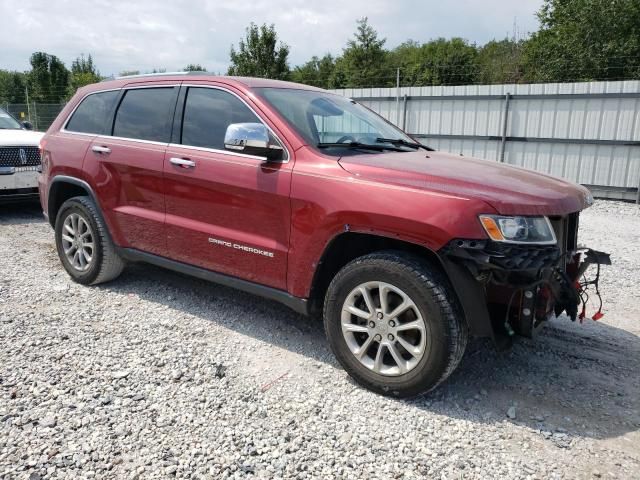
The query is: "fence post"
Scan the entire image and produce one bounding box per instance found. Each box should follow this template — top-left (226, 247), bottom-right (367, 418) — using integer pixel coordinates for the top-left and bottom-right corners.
top-left (396, 68), bottom-right (401, 126)
top-left (499, 92), bottom-right (511, 163)
top-left (32, 102), bottom-right (38, 130)
top-left (402, 94), bottom-right (408, 131)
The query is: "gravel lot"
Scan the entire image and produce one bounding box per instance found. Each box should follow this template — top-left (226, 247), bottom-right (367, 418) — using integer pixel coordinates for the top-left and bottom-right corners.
top-left (1, 200), bottom-right (639, 480)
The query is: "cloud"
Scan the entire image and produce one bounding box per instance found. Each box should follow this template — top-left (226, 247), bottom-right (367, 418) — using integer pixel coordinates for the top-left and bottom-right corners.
top-left (0, 0), bottom-right (541, 75)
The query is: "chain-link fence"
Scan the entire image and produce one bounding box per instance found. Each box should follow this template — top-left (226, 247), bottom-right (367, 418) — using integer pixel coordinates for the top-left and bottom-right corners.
top-left (2, 103), bottom-right (66, 132)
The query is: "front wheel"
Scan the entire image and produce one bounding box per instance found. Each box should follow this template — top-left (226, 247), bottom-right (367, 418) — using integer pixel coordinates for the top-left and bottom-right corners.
top-left (323, 251), bottom-right (467, 398)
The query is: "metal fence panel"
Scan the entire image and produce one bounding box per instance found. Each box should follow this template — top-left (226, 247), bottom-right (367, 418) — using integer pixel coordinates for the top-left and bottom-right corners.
top-left (3, 102), bottom-right (65, 132)
top-left (331, 80), bottom-right (640, 202)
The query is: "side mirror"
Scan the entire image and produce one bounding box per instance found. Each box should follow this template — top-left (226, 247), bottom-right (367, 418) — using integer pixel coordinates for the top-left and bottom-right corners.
top-left (224, 123), bottom-right (284, 161)
top-left (22, 121), bottom-right (33, 130)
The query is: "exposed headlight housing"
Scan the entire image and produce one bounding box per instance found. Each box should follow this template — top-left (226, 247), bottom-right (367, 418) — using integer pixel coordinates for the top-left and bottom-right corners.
top-left (479, 215), bottom-right (556, 245)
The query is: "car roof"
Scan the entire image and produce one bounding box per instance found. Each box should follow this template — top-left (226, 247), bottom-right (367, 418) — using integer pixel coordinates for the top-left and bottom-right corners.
top-left (90, 73), bottom-right (325, 93)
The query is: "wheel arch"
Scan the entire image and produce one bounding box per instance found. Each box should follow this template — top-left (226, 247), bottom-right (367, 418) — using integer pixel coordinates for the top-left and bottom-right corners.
top-left (47, 176), bottom-right (99, 228)
top-left (308, 232), bottom-right (445, 314)
top-left (308, 231), bottom-right (495, 341)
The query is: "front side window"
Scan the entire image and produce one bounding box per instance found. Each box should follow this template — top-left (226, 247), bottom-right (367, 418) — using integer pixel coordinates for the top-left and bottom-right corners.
top-left (181, 87), bottom-right (260, 150)
top-left (113, 87), bottom-right (177, 142)
top-left (256, 88), bottom-right (419, 155)
top-left (65, 91), bottom-right (119, 134)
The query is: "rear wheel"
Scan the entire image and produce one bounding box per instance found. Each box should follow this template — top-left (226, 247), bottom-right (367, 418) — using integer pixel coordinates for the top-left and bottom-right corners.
top-left (54, 196), bottom-right (124, 285)
top-left (324, 251), bottom-right (467, 397)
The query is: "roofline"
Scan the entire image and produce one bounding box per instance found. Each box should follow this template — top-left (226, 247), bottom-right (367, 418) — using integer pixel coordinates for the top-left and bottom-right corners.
top-left (94, 74), bottom-right (327, 93)
top-left (101, 71), bottom-right (211, 82)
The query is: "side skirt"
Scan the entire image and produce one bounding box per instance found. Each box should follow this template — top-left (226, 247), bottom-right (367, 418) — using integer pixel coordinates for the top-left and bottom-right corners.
top-left (117, 248), bottom-right (309, 316)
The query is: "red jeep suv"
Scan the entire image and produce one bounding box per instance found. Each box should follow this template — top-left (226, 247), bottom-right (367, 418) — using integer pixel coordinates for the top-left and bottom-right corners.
top-left (39, 73), bottom-right (607, 397)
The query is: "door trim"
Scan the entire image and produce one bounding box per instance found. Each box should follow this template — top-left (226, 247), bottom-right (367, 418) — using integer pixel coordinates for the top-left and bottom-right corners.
top-left (117, 247), bottom-right (309, 315)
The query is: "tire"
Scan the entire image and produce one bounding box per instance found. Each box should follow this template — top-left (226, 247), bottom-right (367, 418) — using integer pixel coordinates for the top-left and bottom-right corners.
top-left (54, 196), bottom-right (124, 285)
top-left (323, 251), bottom-right (467, 398)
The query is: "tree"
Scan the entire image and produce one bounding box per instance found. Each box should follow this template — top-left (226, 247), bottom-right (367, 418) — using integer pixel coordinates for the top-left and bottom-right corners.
top-left (28, 52), bottom-right (69, 103)
top-left (386, 38), bottom-right (478, 86)
top-left (227, 23), bottom-right (290, 79)
top-left (476, 39), bottom-right (524, 84)
top-left (290, 54), bottom-right (335, 88)
top-left (69, 54), bottom-right (101, 96)
top-left (119, 70), bottom-right (140, 77)
top-left (522, 0), bottom-right (640, 82)
top-left (184, 64), bottom-right (207, 72)
top-left (0, 70), bottom-right (28, 103)
top-left (418, 38), bottom-right (478, 86)
top-left (331, 18), bottom-right (388, 88)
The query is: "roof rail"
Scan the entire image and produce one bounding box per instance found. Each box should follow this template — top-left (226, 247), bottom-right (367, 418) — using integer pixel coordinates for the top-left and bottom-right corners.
top-left (101, 71), bottom-right (211, 82)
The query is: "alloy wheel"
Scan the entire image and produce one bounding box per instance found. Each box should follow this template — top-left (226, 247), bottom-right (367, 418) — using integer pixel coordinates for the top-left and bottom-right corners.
top-left (61, 213), bottom-right (95, 272)
top-left (341, 281), bottom-right (428, 376)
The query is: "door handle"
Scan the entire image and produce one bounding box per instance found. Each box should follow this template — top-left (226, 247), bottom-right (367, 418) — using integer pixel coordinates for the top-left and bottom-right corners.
top-left (169, 157), bottom-right (196, 168)
top-left (92, 145), bottom-right (111, 154)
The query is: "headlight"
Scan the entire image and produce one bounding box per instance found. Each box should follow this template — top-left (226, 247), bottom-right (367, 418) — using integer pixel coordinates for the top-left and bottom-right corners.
top-left (479, 215), bottom-right (556, 244)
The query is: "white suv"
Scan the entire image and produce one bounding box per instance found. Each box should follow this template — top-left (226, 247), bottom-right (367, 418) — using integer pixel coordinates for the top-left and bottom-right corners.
top-left (0, 108), bottom-right (44, 203)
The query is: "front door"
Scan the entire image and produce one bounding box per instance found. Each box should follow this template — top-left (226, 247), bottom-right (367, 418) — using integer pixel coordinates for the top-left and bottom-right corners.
top-left (164, 85), bottom-right (292, 289)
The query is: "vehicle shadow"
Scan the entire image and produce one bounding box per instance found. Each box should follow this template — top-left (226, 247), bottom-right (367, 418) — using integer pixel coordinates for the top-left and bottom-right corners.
top-left (0, 201), bottom-right (44, 225)
top-left (102, 260), bottom-right (640, 444)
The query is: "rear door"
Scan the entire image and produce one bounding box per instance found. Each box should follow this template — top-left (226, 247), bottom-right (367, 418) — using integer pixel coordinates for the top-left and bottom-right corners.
top-left (163, 85), bottom-right (292, 289)
top-left (85, 85), bottom-right (179, 256)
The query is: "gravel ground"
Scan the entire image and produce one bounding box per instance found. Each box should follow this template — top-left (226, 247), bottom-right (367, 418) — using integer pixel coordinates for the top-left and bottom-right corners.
top-left (0, 200), bottom-right (639, 480)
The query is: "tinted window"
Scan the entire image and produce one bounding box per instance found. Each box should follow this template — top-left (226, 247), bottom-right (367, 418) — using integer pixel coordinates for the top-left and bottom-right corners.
top-left (181, 87), bottom-right (260, 150)
top-left (66, 91), bottom-right (119, 134)
top-left (113, 88), bottom-right (176, 142)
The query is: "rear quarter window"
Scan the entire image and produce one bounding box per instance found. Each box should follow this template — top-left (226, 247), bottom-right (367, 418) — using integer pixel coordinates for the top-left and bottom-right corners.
top-left (65, 90), bottom-right (120, 135)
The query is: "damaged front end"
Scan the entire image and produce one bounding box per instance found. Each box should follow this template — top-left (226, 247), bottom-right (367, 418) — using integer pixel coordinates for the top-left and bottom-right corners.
top-left (439, 212), bottom-right (611, 348)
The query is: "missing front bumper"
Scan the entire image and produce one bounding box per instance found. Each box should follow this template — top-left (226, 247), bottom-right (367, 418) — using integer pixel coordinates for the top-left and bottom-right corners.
top-left (440, 238), bottom-right (611, 344)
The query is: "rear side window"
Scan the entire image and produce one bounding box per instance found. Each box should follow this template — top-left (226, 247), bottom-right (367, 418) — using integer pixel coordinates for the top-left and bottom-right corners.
top-left (65, 91), bottom-right (119, 134)
top-left (181, 87), bottom-right (260, 150)
top-left (113, 87), bottom-right (177, 142)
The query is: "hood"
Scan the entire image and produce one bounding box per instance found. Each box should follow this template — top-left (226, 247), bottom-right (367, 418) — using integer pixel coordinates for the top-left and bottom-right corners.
top-left (338, 150), bottom-right (592, 216)
top-left (0, 129), bottom-right (44, 147)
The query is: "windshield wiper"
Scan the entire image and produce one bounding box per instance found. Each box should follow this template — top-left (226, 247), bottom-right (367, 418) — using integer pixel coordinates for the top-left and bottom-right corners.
top-left (375, 137), bottom-right (434, 151)
top-left (316, 142), bottom-right (407, 152)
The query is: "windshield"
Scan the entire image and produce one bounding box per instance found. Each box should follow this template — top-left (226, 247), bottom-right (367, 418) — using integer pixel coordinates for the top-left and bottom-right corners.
top-left (256, 88), bottom-right (419, 155)
top-left (0, 109), bottom-right (22, 129)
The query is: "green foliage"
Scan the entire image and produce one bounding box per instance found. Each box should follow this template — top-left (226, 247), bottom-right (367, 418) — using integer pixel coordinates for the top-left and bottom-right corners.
top-left (184, 64), bottom-right (207, 72)
top-left (0, 70), bottom-right (28, 103)
top-left (28, 52), bottom-right (69, 103)
top-left (290, 55), bottom-right (336, 88)
top-left (331, 18), bottom-right (388, 88)
top-left (69, 54), bottom-right (101, 96)
top-left (227, 23), bottom-right (290, 79)
top-left (388, 38), bottom-right (478, 86)
top-left (119, 70), bottom-right (140, 77)
top-left (476, 39), bottom-right (525, 84)
top-left (522, 0), bottom-right (640, 82)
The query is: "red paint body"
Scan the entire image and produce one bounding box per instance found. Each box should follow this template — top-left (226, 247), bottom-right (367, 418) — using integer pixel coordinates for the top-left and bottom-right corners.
top-left (39, 76), bottom-right (592, 300)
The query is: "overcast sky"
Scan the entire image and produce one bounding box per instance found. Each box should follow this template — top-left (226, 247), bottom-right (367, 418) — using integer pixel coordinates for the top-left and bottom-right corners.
top-left (1, 0), bottom-right (541, 76)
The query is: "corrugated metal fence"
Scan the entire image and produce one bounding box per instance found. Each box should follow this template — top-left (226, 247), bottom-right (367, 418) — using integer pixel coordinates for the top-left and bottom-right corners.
top-left (331, 81), bottom-right (640, 202)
